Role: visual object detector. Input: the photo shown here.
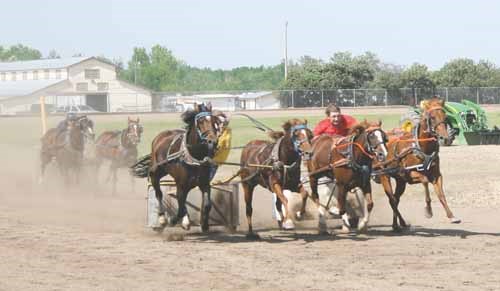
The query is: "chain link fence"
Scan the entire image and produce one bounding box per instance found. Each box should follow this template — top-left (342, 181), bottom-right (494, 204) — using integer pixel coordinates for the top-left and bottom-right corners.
top-left (152, 87), bottom-right (500, 111)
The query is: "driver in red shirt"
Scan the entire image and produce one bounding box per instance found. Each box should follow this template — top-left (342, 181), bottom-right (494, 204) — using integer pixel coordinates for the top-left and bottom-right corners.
top-left (313, 103), bottom-right (357, 137)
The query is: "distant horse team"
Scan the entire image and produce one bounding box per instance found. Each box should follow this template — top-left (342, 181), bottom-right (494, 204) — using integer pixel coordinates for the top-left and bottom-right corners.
top-left (41, 97), bottom-right (461, 238)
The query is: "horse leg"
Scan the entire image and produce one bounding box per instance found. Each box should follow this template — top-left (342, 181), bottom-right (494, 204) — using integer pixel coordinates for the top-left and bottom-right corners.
top-left (335, 183), bottom-right (351, 233)
top-left (242, 182), bottom-right (259, 239)
top-left (150, 170), bottom-right (167, 227)
top-left (274, 198), bottom-right (284, 229)
top-left (270, 180), bottom-right (294, 230)
top-left (423, 182), bottom-right (433, 218)
top-left (432, 175), bottom-right (461, 223)
top-left (175, 185), bottom-right (191, 230)
top-left (199, 181), bottom-right (212, 233)
top-left (381, 175), bottom-right (405, 232)
top-left (357, 185), bottom-right (373, 232)
top-left (111, 163), bottom-right (118, 196)
top-left (394, 178), bottom-right (408, 228)
top-left (39, 152), bottom-right (51, 185)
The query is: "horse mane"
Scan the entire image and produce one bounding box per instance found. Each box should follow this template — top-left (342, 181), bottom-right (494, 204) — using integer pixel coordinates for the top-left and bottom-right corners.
top-left (420, 97), bottom-right (445, 110)
top-left (267, 118), bottom-right (308, 141)
top-left (349, 119), bottom-right (382, 136)
top-left (181, 103), bottom-right (212, 129)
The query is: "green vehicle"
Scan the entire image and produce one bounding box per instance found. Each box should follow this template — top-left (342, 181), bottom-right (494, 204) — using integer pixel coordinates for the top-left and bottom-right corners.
top-left (400, 100), bottom-right (500, 145)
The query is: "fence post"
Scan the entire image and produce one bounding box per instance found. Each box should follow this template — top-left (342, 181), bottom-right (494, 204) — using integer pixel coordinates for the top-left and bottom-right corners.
top-left (321, 90), bottom-right (324, 107)
top-left (476, 88), bottom-right (480, 104)
top-left (353, 89), bottom-right (356, 107)
top-left (445, 87), bottom-right (449, 102)
top-left (40, 96), bottom-right (47, 135)
top-left (414, 88), bottom-right (418, 106)
top-left (291, 90), bottom-right (294, 108)
top-left (384, 90), bottom-right (388, 107)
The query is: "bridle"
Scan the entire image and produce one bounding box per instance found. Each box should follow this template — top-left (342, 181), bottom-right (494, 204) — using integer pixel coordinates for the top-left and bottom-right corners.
top-left (423, 106), bottom-right (448, 138)
top-left (290, 124), bottom-right (313, 160)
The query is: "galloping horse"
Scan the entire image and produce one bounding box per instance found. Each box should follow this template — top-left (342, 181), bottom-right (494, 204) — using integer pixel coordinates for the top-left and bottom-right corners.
top-left (132, 103), bottom-right (219, 232)
top-left (40, 115), bottom-right (95, 185)
top-left (238, 119), bottom-right (313, 239)
top-left (95, 117), bottom-right (143, 194)
top-left (301, 120), bottom-right (389, 233)
top-left (375, 97), bottom-right (461, 232)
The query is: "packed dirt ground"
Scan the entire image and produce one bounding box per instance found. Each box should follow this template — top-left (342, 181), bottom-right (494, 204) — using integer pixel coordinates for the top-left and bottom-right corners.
top-left (1, 112), bottom-right (500, 290)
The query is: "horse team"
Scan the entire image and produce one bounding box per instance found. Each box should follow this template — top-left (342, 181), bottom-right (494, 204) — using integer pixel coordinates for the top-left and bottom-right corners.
top-left (41, 97), bottom-right (461, 239)
top-left (40, 116), bottom-right (143, 193)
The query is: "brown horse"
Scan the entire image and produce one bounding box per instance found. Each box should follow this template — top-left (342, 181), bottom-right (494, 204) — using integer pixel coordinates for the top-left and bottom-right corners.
top-left (301, 120), bottom-right (389, 233)
top-left (131, 103), bottom-right (219, 232)
top-left (239, 119), bottom-right (313, 239)
top-left (375, 97), bottom-right (460, 232)
top-left (40, 115), bottom-right (95, 185)
top-left (95, 117), bottom-right (143, 194)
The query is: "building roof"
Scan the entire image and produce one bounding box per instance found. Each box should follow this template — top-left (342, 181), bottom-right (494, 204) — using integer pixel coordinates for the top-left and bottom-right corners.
top-left (0, 57), bottom-right (89, 72)
top-left (0, 79), bottom-right (66, 98)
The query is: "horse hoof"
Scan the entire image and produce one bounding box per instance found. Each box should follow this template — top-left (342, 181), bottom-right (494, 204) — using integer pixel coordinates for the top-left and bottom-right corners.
top-left (341, 214), bottom-right (351, 228)
top-left (181, 215), bottom-right (190, 230)
top-left (282, 219), bottom-right (295, 230)
top-left (339, 225), bottom-right (351, 234)
top-left (158, 215), bottom-right (167, 226)
top-left (152, 226), bottom-right (165, 233)
top-left (328, 206), bottom-right (340, 217)
top-left (295, 211), bottom-right (304, 221)
top-left (424, 207), bottom-right (433, 219)
top-left (246, 232), bottom-right (261, 240)
top-left (450, 217), bottom-right (461, 224)
top-left (392, 225), bottom-right (402, 233)
top-left (357, 220), bottom-right (368, 232)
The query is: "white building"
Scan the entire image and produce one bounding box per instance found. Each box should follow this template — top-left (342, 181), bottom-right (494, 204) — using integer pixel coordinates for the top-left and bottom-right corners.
top-left (161, 91), bottom-right (281, 112)
top-left (0, 57), bottom-right (151, 114)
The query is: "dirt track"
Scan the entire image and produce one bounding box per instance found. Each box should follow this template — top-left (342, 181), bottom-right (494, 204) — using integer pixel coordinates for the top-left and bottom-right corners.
top-left (1, 142), bottom-right (500, 290)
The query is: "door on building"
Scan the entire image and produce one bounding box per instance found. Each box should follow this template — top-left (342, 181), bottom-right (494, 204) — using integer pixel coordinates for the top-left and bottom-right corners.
top-left (86, 94), bottom-right (108, 112)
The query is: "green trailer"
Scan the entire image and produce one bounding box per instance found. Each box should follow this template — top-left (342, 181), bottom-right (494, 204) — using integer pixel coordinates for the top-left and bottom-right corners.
top-left (400, 100), bottom-right (500, 145)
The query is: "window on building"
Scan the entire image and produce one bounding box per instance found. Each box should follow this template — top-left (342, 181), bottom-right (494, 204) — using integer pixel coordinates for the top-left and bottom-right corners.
top-left (1, 72), bottom-right (5, 81)
top-left (97, 82), bottom-right (109, 91)
top-left (44, 70), bottom-right (50, 79)
top-left (85, 69), bottom-right (100, 79)
top-left (56, 69), bottom-right (61, 79)
top-left (76, 82), bottom-right (88, 91)
top-left (11, 72), bottom-right (17, 81)
top-left (22, 71), bottom-right (27, 80)
top-left (33, 70), bottom-right (38, 80)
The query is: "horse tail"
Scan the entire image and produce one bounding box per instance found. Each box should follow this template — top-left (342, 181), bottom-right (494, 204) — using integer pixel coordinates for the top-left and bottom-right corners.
top-left (130, 154), bottom-right (151, 178)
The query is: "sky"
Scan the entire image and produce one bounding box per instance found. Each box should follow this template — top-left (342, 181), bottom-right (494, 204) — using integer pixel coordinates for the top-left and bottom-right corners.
top-left (1, 0), bottom-right (500, 69)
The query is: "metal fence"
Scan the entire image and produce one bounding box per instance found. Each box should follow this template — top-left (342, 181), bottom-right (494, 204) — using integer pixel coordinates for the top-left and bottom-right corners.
top-left (153, 87), bottom-right (500, 112)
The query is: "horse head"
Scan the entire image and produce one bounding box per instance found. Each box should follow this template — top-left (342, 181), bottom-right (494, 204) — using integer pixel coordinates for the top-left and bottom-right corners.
top-left (419, 97), bottom-right (449, 141)
top-left (126, 117), bottom-right (143, 145)
top-left (182, 102), bottom-right (218, 154)
top-left (283, 119), bottom-right (314, 161)
top-left (77, 115), bottom-right (95, 142)
top-left (351, 120), bottom-right (389, 162)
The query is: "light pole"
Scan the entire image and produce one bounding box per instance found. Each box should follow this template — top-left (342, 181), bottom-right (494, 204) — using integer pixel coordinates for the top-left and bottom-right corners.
top-left (284, 21), bottom-right (288, 81)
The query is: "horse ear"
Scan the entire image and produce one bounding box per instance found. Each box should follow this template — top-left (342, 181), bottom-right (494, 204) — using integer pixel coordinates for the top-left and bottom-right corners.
top-left (282, 121), bottom-right (292, 132)
top-left (206, 102), bottom-right (212, 111)
top-left (438, 98), bottom-right (445, 106)
top-left (304, 119), bottom-right (308, 125)
top-left (378, 119), bottom-right (382, 127)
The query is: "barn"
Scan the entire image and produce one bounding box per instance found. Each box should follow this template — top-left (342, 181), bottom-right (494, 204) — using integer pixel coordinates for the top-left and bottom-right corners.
top-left (0, 57), bottom-right (151, 114)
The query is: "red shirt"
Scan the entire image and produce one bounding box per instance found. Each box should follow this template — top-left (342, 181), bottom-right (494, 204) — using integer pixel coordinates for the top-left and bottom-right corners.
top-left (313, 115), bottom-right (357, 137)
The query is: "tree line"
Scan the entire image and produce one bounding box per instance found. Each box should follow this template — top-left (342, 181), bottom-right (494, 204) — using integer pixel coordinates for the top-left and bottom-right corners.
top-left (3, 43), bottom-right (500, 91)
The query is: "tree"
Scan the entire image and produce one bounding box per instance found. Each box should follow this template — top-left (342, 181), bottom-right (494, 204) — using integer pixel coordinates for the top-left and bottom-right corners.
top-left (47, 49), bottom-right (61, 59)
top-left (0, 44), bottom-right (42, 61)
top-left (401, 63), bottom-right (434, 89)
top-left (370, 63), bottom-right (404, 90)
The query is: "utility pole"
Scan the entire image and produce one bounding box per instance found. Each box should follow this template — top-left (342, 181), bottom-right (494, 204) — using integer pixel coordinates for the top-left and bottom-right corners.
top-left (284, 21), bottom-right (288, 81)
